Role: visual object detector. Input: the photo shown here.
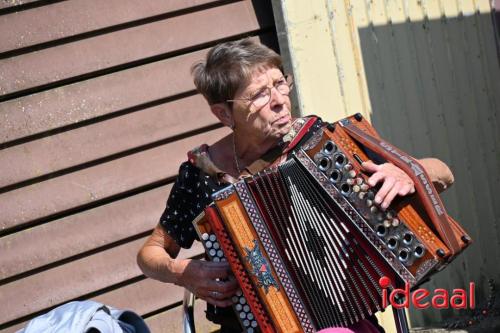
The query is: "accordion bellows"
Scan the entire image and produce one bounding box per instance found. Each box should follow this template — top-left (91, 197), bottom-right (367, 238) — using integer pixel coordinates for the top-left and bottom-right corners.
top-left (193, 114), bottom-right (471, 333)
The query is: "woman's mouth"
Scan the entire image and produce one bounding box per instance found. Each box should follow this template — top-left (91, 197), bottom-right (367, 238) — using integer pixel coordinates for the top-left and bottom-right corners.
top-left (274, 114), bottom-right (291, 126)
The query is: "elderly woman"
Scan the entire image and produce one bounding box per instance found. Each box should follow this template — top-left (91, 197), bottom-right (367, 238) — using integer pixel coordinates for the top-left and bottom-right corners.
top-left (137, 38), bottom-right (454, 333)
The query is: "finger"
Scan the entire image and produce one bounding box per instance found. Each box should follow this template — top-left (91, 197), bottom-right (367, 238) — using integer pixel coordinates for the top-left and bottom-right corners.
top-left (204, 279), bottom-right (239, 295)
top-left (381, 185), bottom-right (400, 210)
top-left (397, 182), bottom-right (415, 196)
top-left (361, 161), bottom-right (380, 173)
top-left (368, 171), bottom-right (386, 187)
top-left (202, 262), bottom-right (231, 280)
top-left (204, 296), bottom-right (234, 308)
top-left (374, 177), bottom-right (396, 205)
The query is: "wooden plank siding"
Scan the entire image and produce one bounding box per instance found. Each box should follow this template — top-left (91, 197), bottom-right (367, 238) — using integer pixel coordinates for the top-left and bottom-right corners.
top-left (0, 0), bottom-right (279, 332)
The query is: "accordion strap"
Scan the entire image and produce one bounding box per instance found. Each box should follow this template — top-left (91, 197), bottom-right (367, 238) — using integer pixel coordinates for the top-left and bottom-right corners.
top-left (340, 120), bottom-right (461, 256)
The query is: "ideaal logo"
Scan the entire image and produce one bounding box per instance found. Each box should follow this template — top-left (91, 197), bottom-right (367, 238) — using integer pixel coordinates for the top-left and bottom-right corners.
top-left (379, 276), bottom-right (475, 309)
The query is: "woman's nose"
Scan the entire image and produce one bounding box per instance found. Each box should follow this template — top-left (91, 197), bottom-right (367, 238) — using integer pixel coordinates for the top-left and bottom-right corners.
top-left (269, 86), bottom-right (287, 108)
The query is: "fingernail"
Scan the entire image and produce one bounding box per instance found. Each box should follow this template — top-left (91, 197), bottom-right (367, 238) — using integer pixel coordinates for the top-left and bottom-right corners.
top-left (375, 196), bottom-right (381, 204)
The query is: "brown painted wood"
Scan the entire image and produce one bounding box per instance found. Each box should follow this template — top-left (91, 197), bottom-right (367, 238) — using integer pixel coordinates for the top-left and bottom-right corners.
top-left (0, 279), bottom-right (185, 333)
top-left (0, 0), bottom-right (273, 96)
top-left (0, 239), bottom-right (203, 324)
top-left (0, 48), bottom-right (205, 144)
top-left (0, 94), bottom-right (216, 189)
top-left (0, 0), bottom-right (223, 53)
top-left (145, 299), bottom-right (219, 333)
top-left (0, 32), bottom-right (272, 145)
top-left (92, 277), bottom-right (184, 315)
top-left (0, 0), bottom-right (40, 10)
top-left (0, 185), bottom-right (170, 280)
top-left (0, 127), bottom-right (230, 232)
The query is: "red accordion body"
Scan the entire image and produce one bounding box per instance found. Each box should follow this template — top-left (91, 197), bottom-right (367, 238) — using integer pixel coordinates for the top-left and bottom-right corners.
top-left (193, 114), bottom-right (471, 333)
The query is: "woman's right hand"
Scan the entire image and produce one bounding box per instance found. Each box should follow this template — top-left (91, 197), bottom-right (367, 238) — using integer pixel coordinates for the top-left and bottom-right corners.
top-left (176, 258), bottom-right (239, 307)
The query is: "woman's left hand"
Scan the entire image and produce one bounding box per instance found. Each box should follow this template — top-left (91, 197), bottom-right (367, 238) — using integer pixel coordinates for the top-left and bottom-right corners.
top-left (361, 161), bottom-right (415, 210)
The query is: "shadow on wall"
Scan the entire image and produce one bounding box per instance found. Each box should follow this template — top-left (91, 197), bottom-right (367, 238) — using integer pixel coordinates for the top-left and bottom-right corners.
top-left (358, 12), bottom-right (500, 328)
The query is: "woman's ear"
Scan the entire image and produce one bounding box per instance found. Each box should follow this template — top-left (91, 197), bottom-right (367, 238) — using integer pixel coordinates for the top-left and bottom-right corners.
top-left (210, 103), bottom-right (234, 128)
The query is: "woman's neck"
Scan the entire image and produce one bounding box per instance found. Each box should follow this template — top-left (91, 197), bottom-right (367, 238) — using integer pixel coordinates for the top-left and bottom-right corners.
top-left (233, 131), bottom-right (279, 168)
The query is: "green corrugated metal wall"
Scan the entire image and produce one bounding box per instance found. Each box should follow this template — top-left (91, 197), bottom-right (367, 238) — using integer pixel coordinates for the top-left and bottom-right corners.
top-left (273, 0), bottom-right (500, 327)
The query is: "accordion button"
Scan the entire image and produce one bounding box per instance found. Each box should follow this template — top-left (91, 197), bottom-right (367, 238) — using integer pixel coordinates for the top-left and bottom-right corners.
top-left (240, 312), bottom-right (246, 320)
top-left (383, 219), bottom-right (392, 228)
top-left (213, 257), bottom-right (220, 262)
top-left (205, 241), bottom-right (213, 249)
top-left (348, 170), bottom-right (357, 178)
top-left (358, 192), bottom-right (366, 200)
top-left (209, 249), bottom-right (216, 257)
top-left (248, 313), bottom-right (254, 320)
top-left (213, 242), bottom-right (220, 250)
top-left (217, 250), bottom-right (224, 258)
top-left (243, 305), bottom-right (250, 312)
top-left (360, 184), bottom-right (369, 191)
top-left (367, 191), bottom-right (376, 200)
top-left (352, 185), bottom-right (360, 193)
top-left (240, 297), bottom-right (247, 305)
top-left (370, 206), bottom-right (378, 214)
top-left (236, 289), bottom-right (243, 297)
top-left (251, 320), bottom-right (258, 328)
top-left (248, 328), bottom-right (254, 333)
top-left (392, 218), bottom-right (400, 227)
top-left (243, 319), bottom-right (250, 327)
top-left (201, 233), bottom-right (209, 241)
top-left (344, 163), bottom-right (353, 171)
top-left (232, 296), bottom-right (239, 303)
top-left (366, 199), bottom-right (374, 207)
top-left (209, 234), bottom-right (217, 242)
top-left (236, 304), bottom-right (243, 311)
top-left (356, 177), bottom-right (364, 185)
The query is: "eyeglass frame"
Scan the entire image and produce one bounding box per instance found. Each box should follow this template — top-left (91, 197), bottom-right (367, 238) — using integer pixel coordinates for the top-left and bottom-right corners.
top-left (226, 74), bottom-right (294, 111)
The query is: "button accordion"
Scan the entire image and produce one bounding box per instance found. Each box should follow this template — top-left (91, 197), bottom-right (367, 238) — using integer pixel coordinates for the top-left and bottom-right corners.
top-left (193, 114), bottom-right (471, 333)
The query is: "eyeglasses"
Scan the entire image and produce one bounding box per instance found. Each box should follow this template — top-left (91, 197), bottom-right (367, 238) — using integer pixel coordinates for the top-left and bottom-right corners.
top-left (227, 74), bottom-right (293, 111)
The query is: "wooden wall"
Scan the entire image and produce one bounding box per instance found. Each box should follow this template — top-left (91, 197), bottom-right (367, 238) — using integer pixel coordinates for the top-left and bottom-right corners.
top-left (0, 1), bottom-right (277, 332)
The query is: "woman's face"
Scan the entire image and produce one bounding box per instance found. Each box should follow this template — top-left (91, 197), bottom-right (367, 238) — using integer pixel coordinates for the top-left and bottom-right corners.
top-left (231, 66), bottom-right (293, 143)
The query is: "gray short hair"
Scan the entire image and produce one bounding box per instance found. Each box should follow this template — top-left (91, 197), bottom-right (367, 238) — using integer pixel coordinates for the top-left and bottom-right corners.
top-left (191, 38), bottom-right (282, 105)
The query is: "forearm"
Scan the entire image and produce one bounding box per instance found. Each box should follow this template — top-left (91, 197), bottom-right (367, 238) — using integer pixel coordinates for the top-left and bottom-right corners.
top-left (137, 243), bottom-right (187, 285)
top-left (136, 223), bottom-right (188, 286)
top-left (418, 158), bottom-right (454, 192)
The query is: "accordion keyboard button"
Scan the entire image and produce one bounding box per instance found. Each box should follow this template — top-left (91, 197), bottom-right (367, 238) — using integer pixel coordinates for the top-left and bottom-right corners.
top-left (213, 242), bottom-right (220, 250)
top-left (201, 233), bottom-right (209, 241)
top-left (205, 241), bottom-right (213, 249)
top-left (243, 305), bottom-right (250, 313)
top-left (209, 234), bottom-right (217, 242)
top-left (209, 249), bottom-right (216, 257)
